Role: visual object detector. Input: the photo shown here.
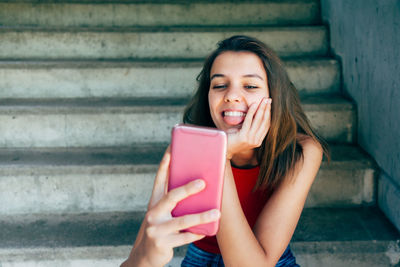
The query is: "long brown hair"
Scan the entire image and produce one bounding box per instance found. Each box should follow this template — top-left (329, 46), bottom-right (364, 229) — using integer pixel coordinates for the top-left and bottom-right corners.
top-left (183, 35), bottom-right (329, 192)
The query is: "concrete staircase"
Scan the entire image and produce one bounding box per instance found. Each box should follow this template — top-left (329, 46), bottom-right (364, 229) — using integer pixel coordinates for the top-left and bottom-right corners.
top-left (0, 1), bottom-right (399, 266)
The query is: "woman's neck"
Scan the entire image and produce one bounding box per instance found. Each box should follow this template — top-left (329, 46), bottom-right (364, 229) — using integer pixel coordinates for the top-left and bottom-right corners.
top-left (231, 149), bottom-right (258, 168)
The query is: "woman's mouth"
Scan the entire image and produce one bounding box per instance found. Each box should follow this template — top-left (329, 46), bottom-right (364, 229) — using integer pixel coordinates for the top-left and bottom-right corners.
top-left (222, 111), bottom-right (246, 126)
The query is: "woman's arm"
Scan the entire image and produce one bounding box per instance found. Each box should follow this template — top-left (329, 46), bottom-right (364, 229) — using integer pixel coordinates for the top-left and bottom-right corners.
top-left (121, 148), bottom-right (221, 267)
top-left (217, 139), bottom-right (323, 267)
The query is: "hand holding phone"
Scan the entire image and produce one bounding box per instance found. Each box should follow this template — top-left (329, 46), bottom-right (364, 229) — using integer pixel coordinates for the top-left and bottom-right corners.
top-left (168, 124), bottom-right (227, 236)
top-left (122, 148), bottom-right (221, 267)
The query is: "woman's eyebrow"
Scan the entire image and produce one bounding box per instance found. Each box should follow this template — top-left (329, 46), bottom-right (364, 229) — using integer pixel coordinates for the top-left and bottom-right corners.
top-left (210, 74), bottom-right (225, 80)
top-left (211, 73), bottom-right (264, 80)
top-left (243, 74), bottom-right (264, 80)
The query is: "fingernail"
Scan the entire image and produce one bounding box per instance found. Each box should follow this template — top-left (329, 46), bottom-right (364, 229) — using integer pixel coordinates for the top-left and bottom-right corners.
top-left (209, 209), bottom-right (221, 219)
top-left (194, 179), bottom-right (205, 189)
top-left (263, 98), bottom-right (268, 104)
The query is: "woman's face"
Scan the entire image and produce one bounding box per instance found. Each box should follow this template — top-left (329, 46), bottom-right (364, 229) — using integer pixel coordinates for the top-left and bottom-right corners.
top-left (208, 51), bottom-right (270, 132)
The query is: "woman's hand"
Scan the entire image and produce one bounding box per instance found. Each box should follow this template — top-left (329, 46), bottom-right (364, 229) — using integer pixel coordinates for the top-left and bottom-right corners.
top-left (226, 98), bottom-right (272, 160)
top-left (121, 147), bottom-right (221, 267)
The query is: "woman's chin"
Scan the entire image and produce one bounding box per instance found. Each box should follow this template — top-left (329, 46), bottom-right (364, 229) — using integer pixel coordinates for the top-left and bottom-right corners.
top-left (214, 119), bottom-right (243, 132)
top-left (224, 124), bottom-right (242, 133)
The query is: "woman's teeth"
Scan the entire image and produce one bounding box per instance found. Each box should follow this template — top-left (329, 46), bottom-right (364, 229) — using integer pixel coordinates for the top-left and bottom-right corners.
top-left (222, 111), bottom-right (246, 126)
top-left (224, 111), bottom-right (246, 117)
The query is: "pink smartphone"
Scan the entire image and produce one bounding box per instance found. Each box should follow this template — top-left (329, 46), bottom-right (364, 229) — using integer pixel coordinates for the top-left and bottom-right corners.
top-left (168, 124), bottom-right (227, 236)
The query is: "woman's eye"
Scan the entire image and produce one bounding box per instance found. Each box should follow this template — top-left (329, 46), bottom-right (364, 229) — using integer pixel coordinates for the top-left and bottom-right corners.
top-left (245, 85), bottom-right (258, 89)
top-left (212, 84), bottom-right (227, 89)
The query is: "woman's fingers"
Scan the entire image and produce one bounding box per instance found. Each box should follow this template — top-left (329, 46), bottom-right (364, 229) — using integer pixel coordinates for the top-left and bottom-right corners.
top-left (254, 98), bottom-right (272, 142)
top-left (147, 231), bottom-right (205, 249)
top-left (240, 101), bottom-right (258, 133)
top-left (239, 98), bottom-right (271, 148)
top-left (152, 179), bottom-right (206, 215)
top-left (227, 98), bottom-right (271, 156)
top-left (145, 209), bottom-right (219, 247)
top-left (146, 209), bottom-right (219, 249)
top-left (249, 98), bottom-right (268, 134)
top-left (148, 146), bottom-right (171, 209)
top-left (157, 209), bottom-right (221, 233)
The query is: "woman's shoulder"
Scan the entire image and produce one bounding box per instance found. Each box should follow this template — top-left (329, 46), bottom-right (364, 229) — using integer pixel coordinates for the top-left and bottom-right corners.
top-left (296, 134), bottom-right (323, 160)
top-left (285, 134), bottom-right (323, 185)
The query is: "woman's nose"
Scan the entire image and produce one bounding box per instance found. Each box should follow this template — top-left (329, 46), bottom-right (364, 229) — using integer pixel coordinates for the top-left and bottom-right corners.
top-left (224, 87), bottom-right (241, 103)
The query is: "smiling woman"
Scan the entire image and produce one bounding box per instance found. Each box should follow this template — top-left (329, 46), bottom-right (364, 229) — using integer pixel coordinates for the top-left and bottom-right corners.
top-left (121, 36), bottom-right (329, 267)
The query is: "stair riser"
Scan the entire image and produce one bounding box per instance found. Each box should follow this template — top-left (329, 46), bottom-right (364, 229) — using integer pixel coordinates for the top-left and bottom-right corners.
top-left (0, 246), bottom-right (129, 267)
top-left (0, 172), bottom-right (153, 215)
top-left (0, 107), bottom-right (354, 148)
top-left (0, 60), bottom-right (340, 98)
top-left (0, 2), bottom-right (319, 27)
top-left (0, 29), bottom-right (328, 59)
top-left (0, 164), bottom-right (374, 215)
top-left (306, 167), bottom-right (376, 207)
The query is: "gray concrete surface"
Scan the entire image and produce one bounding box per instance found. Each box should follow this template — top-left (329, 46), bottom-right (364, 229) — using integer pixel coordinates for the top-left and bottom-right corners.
top-left (0, 27), bottom-right (328, 59)
top-left (379, 173), bottom-right (400, 232)
top-left (0, 207), bottom-right (398, 266)
top-left (0, 145), bottom-right (376, 215)
top-left (0, 59), bottom-right (340, 99)
top-left (0, 1), bottom-right (319, 27)
top-left (0, 96), bottom-right (355, 147)
top-left (294, 241), bottom-right (400, 267)
top-left (321, 0), bottom-right (400, 232)
top-left (0, 246), bottom-right (130, 267)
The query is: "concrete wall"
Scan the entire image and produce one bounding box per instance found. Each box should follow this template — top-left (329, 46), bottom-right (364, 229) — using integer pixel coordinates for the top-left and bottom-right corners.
top-left (321, 0), bottom-right (400, 231)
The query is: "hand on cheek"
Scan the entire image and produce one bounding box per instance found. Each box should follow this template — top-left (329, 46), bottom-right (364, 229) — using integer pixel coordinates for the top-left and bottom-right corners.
top-left (226, 98), bottom-right (272, 160)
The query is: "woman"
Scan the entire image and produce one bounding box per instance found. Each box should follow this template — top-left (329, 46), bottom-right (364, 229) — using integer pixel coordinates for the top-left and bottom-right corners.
top-left (121, 35), bottom-right (329, 267)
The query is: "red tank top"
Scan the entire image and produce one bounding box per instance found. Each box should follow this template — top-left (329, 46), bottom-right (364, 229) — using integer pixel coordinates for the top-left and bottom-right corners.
top-left (193, 165), bottom-right (270, 254)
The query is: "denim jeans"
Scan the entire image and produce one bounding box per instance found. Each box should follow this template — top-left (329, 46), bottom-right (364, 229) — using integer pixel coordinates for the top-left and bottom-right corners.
top-left (181, 243), bottom-right (300, 267)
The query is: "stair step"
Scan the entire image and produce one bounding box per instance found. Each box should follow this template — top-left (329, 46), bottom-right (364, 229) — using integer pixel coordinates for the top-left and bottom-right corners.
top-left (0, 96), bottom-right (355, 148)
top-left (0, 1), bottom-right (320, 27)
top-left (0, 144), bottom-right (375, 215)
top-left (0, 207), bottom-right (398, 266)
top-left (0, 58), bottom-right (340, 99)
top-left (0, 26), bottom-right (328, 59)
